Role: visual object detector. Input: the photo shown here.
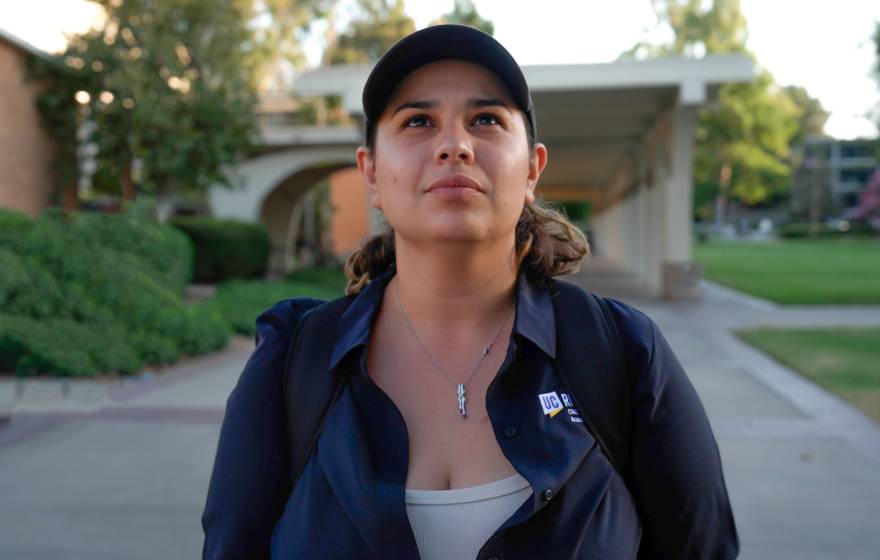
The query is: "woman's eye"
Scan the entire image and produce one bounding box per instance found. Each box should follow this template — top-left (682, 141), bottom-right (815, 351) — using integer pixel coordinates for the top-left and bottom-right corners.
top-left (404, 115), bottom-right (430, 127)
top-left (474, 114), bottom-right (500, 126)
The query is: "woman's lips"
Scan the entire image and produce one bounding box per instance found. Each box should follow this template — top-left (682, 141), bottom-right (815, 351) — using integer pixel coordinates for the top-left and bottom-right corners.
top-left (426, 175), bottom-right (483, 195)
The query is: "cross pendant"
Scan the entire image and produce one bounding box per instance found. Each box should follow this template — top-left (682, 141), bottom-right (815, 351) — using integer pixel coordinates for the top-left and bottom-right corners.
top-left (457, 384), bottom-right (467, 418)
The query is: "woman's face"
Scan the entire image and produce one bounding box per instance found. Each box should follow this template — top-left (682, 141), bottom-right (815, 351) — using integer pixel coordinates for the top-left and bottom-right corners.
top-left (357, 59), bottom-right (547, 247)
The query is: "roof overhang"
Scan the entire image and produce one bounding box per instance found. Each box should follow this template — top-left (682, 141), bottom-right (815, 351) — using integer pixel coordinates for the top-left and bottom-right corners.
top-left (292, 55), bottom-right (754, 190)
top-left (0, 26), bottom-right (55, 63)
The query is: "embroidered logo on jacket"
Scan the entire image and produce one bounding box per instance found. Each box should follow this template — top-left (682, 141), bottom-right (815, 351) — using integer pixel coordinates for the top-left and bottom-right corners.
top-left (538, 392), bottom-right (564, 417)
top-left (560, 392), bottom-right (584, 423)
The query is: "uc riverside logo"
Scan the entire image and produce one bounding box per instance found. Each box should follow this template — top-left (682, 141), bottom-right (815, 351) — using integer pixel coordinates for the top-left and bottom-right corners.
top-left (539, 391), bottom-right (583, 423)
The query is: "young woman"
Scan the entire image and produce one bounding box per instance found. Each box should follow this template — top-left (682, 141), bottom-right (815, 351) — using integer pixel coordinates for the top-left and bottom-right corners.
top-left (203, 25), bottom-right (739, 560)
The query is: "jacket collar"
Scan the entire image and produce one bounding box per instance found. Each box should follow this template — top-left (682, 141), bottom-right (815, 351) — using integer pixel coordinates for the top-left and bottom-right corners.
top-left (329, 266), bottom-right (557, 372)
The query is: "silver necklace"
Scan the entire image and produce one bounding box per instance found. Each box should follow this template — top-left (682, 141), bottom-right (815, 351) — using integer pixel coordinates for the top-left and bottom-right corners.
top-left (394, 280), bottom-right (515, 418)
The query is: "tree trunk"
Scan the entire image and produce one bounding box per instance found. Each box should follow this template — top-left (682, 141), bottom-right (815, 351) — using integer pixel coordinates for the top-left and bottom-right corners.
top-left (284, 200), bottom-right (305, 275)
top-left (713, 161), bottom-right (732, 233)
top-left (808, 165), bottom-right (821, 238)
top-left (155, 188), bottom-right (175, 223)
top-left (121, 160), bottom-right (136, 202)
top-left (302, 189), bottom-right (316, 267)
top-left (61, 181), bottom-right (80, 211)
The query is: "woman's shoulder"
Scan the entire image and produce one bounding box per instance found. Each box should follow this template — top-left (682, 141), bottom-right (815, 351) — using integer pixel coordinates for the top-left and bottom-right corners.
top-left (551, 279), bottom-right (656, 351)
top-left (599, 297), bottom-right (655, 342)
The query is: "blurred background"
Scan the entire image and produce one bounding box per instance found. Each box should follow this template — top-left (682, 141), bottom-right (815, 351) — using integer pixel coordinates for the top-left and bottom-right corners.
top-left (0, 1), bottom-right (878, 558)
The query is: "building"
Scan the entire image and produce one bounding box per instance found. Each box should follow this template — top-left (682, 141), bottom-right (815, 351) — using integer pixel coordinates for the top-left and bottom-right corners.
top-left (0, 28), bottom-right (61, 217)
top-left (790, 136), bottom-right (879, 220)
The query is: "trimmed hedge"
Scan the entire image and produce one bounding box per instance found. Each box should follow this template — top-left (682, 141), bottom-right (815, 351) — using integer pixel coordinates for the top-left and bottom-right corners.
top-left (0, 208), bottom-right (230, 377)
top-left (778, 221), bottom-right (875, 239)
top-left (202, 267), bottom-right (346, 336)
top-left (170, 217), bottom-right (270, 283)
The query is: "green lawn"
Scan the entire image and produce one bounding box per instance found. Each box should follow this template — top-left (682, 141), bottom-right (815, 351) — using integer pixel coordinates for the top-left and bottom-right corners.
top-left (737, 327), bottom-right (880, 423)
top-left (693, 238), bottom-right (880, 304)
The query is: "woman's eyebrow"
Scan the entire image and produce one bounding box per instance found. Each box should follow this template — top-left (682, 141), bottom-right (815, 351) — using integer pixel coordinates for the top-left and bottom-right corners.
top-left (468, 97), bottom-right (511, 111)
top-left (391, 99), bottom-right (438, 115)
top-left (391, 97), bottom-right (512, 116)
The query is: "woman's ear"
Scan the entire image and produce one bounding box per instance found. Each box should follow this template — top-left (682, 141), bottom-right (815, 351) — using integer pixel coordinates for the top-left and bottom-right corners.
top-left (525, 143), bottom-right (548, 205)
top-left (356, 146), bottom-right (382, 209)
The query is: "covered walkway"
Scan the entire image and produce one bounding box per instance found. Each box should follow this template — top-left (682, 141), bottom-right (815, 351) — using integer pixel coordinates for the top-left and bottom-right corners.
top-left (221, 54), bottom-right (753, 296)
top-left (3, 280), bottom-right (879, 558)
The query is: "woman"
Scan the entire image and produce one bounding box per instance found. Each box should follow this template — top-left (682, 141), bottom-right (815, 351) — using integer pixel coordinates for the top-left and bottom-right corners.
top-left (203, 25), bottom-right (739, 560)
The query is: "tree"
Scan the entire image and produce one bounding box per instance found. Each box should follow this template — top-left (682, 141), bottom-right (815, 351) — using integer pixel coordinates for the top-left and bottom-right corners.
top-left (322, 0), bottom-right (414, 65)
top-left (696, 73), bottom-right (800, 209)
top-left (873, 21), bottom-right (880, 154)
top-left (784, 85), bottom-right (830, 148)
top-left (625, 0), bottom-right (803, 223)
top-left (250, 0), bottom-right (335, 94)
top-left (29, 0), bottom-right (264, 221)
top-left (874, 21), bottom-right (880, 83)
top-left (432, 0), bottom-right (494, 36)
top-left (626, 0), bottom-right (747, 58)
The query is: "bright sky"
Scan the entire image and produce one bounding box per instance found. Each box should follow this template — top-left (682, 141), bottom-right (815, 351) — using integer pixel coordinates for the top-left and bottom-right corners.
top-left (2, 0), bottom-right (878, 139)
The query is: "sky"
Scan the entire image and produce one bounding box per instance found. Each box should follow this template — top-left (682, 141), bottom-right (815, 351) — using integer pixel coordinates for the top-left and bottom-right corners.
top-left (2, 0), bottom-right (878, 139)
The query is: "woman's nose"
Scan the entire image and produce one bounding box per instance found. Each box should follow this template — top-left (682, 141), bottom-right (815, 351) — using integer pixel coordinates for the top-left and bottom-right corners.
top-left (433, 125), bottom-right (474, 164)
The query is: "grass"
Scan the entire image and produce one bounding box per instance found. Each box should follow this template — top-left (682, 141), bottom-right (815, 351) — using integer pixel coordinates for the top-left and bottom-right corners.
top-left (737, 327), bottom-right (880, 423)
top-left (693, 238), bottom-right (880, 304)
top-left (199, 266), bottom-right (348, 336)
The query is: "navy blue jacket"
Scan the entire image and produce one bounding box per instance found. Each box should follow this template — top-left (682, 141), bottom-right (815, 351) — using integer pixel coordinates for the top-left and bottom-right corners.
top-left (202, 269), bottom-right (739, 559)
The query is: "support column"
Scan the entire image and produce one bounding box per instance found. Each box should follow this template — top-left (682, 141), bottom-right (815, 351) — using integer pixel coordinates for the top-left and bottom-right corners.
top-left (660, 104), bottom-right (702, 299)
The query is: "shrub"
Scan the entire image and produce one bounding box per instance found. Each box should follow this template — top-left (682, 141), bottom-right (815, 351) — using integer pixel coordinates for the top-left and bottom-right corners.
top-left (0, 207), bottom-right (33, 239)
top-left (0, 208), bottom-right (230, 377)
top-left (0, 314), bottom-right (142, 377)
top-left (203, 267), bottom-right (346, 336)
top-left (72, 210), bottom-right (194, 291)
top-left (170, 217), bottom-right (270, 283)
top-left (778, 221), bottom-right (876, 239)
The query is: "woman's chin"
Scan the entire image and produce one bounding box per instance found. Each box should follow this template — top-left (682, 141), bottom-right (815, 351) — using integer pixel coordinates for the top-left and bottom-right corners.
top-left (396, 219), bottom-right (488, 245)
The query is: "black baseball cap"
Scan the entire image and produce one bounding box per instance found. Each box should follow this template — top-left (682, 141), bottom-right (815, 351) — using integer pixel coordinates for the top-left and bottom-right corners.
top-left (362, 24), bottom-right (537, 140)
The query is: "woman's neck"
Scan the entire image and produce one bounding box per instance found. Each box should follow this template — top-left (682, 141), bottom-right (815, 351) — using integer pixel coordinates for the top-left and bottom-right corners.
top-left (391, 236), bottom-right (518, 330)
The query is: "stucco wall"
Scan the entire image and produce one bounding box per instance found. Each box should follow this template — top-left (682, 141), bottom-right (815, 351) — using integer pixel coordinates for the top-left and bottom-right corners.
top-left (329, 167), bottom-right (369, 256)
top-left (0, 40), bottom-right (57, 217)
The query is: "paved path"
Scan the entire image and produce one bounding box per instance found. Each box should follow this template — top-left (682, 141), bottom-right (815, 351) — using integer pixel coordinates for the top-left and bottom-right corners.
top-left (1, 274), bottom-right (879, 559)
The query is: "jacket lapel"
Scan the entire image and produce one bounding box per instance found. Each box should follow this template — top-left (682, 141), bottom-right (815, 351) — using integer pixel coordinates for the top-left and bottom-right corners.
top-left (317, 378), bottom-right (419, 559)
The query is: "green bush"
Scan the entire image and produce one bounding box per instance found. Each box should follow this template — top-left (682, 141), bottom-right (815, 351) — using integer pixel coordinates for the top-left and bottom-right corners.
top-left (203, 267), bottom-right (346, 336)
top-left (778, 221), bottom-right (875, 239)
top-left (0, 208), bottom-right (230, 377)
top-left (0, 207), bottom-right (33, 239)
top-left (0, 314), bottom-right (142, 377)
top-left (73, 210), bottom-right (194, 291)
top-left (170, 217), bottom-right (270, 283)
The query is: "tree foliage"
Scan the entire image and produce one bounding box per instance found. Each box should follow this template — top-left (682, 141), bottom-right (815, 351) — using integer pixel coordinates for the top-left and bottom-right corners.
top-left (250, 0), bottom-right (334, 93)
top-left (784, 85), bottom-right (830, 148)
top-left (627, 0), bottom-right (818, 218)
top-left (695, 72), bottom-right (800, 207)
top-left (28, 0), bottom-right (264, 219)
top-left (323, 0), bottom-right (414, 64)
top-left (626, 0), bottom-right (747, 58)
top-left (873, 22), bottom-right (880, 147)
top-left (432, 0), bottom-right (494, 36)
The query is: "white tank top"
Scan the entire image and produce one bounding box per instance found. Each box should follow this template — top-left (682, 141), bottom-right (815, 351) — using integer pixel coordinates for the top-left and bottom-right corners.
top-left (404, 473), bottom-right (533, 560)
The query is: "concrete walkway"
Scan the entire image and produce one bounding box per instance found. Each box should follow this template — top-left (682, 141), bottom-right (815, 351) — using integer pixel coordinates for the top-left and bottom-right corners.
top-left (1, 273), bottom-right (879, 559)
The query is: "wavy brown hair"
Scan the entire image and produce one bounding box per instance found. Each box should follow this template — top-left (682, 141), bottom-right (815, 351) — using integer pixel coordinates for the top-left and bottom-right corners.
top-left (344, 200), bottom-right (589, 295)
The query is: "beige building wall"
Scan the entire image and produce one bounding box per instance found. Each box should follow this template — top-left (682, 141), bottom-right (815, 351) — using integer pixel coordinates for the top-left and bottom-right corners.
top-left (328, 167), bottom-right (370, 256)
top-left (0, 39), bottom-right (57, 217)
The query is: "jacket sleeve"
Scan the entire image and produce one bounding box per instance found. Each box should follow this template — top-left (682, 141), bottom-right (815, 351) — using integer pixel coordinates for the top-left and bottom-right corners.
top-left (606, 299), bottom-right (740, 560)
top-left (201, 297), bottom-right (325, 560)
